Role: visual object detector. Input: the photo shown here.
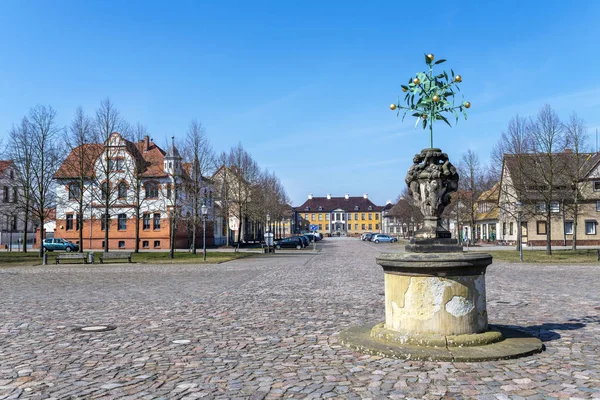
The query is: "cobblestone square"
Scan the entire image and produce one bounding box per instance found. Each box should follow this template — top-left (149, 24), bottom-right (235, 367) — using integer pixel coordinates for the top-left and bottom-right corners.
top-left (1, 238), bottom-right (599, 399)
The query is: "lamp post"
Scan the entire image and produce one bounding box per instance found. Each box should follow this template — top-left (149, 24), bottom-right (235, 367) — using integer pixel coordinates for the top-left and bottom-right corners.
top-left (516, 201), bottom-right (523, 262)
top-left (201, 202), bottom-right (208, 261)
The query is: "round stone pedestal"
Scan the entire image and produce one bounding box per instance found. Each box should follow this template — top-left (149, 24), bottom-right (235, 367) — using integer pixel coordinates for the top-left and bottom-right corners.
top-left (378, 252), bottom-right (491, 337)
top-left (340, 251), bottom-right (543, 361)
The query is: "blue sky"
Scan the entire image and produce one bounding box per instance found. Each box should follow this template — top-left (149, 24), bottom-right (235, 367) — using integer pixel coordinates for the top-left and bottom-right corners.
top-left (1, 1), bottom-right (599, 206)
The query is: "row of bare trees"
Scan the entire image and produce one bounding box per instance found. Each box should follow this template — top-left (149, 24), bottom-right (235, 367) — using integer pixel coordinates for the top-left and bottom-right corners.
top-left (388, 104), bottom-right (591, 255)
top-left (4, 99), bottom-right (290, 255)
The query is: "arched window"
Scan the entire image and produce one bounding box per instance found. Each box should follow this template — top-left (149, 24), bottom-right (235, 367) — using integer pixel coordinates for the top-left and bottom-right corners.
top-left (145, 182), bottom-right (158, 199)
top-left (118, 182), bottom-right (128, 200)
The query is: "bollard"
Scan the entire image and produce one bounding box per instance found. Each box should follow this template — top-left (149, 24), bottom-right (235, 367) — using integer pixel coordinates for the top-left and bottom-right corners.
top-left (89, 252), bottom-right (95, 264)
top-left (42, 253), bottom-right (47, 265)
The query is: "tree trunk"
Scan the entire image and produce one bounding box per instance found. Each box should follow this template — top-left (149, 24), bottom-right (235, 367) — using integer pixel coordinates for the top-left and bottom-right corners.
top-left (134, 210), bottom-right (140, 253)
top-left (78, 210), bottom-right (84, 253)
top-left (22, 209), bottom-right (29, 253)
top-left (546, 211), bottom-right (552, 256)
top-left (572, 200), bottom-right (578, 251)
top-left (38, 217), bottom-right (44, 258)
top-left (103, 210), bottom-right (109, 252)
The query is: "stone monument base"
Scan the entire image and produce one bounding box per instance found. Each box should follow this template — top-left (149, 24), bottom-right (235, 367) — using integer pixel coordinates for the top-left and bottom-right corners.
top-left (340, 323), bottom-right (543, 362)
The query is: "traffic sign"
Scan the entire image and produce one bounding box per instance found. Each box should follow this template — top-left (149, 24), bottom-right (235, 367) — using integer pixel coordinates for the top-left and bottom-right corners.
top-left (309, 224), bottom-right (318, 231)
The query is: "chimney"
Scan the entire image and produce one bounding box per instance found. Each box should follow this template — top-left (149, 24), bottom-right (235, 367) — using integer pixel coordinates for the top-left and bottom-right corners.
top-left (144, 135), bottom-right (150, 152)
top-left (327, 193), bottom-right (331, 200)
top-left (363, 193), bottom-right (368, 199)
top-left (345, 193), bottom-right (349, 200)
top-left (308, 193), bottom-right (313, 200)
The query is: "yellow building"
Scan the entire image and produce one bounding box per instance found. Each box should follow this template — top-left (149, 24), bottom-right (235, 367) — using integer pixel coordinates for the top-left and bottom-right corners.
top-left (294, 193), bottom-right (383, 236)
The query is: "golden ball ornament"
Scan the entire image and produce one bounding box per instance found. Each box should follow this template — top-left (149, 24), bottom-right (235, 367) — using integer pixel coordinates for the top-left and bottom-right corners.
top-left (422, 114), bottom-right (428, 119)
top-left (455, 75), bottom-right (462, 82)
top-left (432, 95), bottom-right (440, 102)
top-left (427, 53), bottom-right (434, 61)
top-left (464, 101), bottom-right (471, 108)
top-left (413, 78), bottom-right (420, 85)
top-left (390, 103), bottom-right (397, 110)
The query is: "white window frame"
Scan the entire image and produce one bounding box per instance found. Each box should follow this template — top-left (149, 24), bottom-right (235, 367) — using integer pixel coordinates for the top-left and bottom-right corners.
top-left (535, 202), bottom-right (546, 213)
top-left (585, 221), bottom-right (596, 235)
top-left (564, 221), bottom-right (574, 235)
top-left (594, 181), bottom-right (600, 191)
top-left (549, 201), bottom-right (560, 213)
top-left (596, 201), bottom-right (600, 212)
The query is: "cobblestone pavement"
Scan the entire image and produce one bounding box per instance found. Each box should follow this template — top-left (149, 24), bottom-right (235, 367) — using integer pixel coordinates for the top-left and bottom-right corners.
top-left (1, 238), bottom-right (599, 399)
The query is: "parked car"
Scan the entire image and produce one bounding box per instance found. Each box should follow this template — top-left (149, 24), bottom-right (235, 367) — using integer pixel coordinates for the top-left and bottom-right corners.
top-left (313, 232), bottom-right (323, 240)
top-left (304, 233), bottom-right (317, 242)
top-left (371, 234), bottom-right (397, 244)
top-left (274, 237), bottom-right (304, 250)
top-left (43, 238), bottom-right (79, 252)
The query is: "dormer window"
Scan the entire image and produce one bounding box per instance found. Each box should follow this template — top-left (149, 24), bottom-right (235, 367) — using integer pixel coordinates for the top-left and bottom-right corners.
top-left (354, 206), bottom-right (359, 211)
top-left (318, 206), bottom-right (323, 211)
top-left (368, 206), bottom-right (372, 210)
top-left (304, 207), bottom-right (310, 211)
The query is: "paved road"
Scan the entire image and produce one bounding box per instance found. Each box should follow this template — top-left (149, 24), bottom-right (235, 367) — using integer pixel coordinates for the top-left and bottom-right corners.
top-left (1, 238), bottom-right (599, 399)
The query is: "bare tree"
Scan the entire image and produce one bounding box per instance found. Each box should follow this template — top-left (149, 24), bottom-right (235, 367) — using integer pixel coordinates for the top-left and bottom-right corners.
top-left (92, 98), bottom-right (129, 252)
top-left (11, 105), bottom-right (63, 257)
top-left (63, 107), bottom-right (95, 252)
top-left (563, 112), bottom-right (590, 250)
top-left (8, 118), bottom-right (33, 252)
top-left (527, 104), bottom-right (567, 255)
top-left (458, 149), bottom-right (483, 244)
top-left (183, 120), bottom-right (215, 254)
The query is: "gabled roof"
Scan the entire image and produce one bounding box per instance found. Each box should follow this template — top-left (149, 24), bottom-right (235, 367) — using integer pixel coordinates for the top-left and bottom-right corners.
top-left (0, 160), bottom-right (15, 176)
top-left (54, 133), bottom-right (171, 180)
top-left (294, 196), bottom-right (383, 212)
top-left (475, 183), bottom-right (500, 221)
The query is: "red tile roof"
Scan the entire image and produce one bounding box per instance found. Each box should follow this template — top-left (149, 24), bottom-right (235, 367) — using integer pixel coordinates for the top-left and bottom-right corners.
top-left (0, 160), bottom-right (14, 176)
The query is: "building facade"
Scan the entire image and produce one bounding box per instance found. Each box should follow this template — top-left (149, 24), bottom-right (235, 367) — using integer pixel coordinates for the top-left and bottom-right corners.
top-left (294, 193), bottom-right (383, 236)
top-left (0, 160), bottom-right (35, 250)
top-left (53, 132), bottom-right (214, 250)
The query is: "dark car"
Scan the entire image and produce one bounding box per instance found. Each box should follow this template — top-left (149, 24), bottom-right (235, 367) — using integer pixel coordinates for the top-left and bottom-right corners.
top-left (362, 233), bottom-right (374, 241)
top-left (304, 233), bottom-right (317, 242)
top-left (274, 237), bottom-right (303, 250)
top-left (43, 238), bottom-right (79, 252)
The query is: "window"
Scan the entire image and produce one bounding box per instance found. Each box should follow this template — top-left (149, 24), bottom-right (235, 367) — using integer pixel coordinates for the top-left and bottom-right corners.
top-left (12, 187), bottom-right (18, 203)
top-left (375, 214), bottom-right (379, 220)
top-left (509, 222), bottom-right (514, 235)
top-left (153, 213), bottom-right (161, 230)
top-left (347, 213), bottom-right (351, 221)
top-left (311, 214), bottom-right (315, 221)
top-left (502, 222), bottom-right (506, 236)
top-left (362, 213), bottom-right (365, 220)
top-left (348, 224), bottom-right (351, 231)
top-left (12, 216), bottom-right (17, 230)
top-left (109, 158), bottom-right (124, 171)
top-left (535, 203), bottom-right (546, 213)
top-left (368, 206), bottom-right (372, 211)
top-left (2, 187), bottom-right (8, 202)
top-left (318, 206), bottom-right (323, 211)
top-left (326, 214), bottom-right (329, 220)
top-left (9, 170), bottom-right (14, 180)
top-left (325, 224), bottom-right (329, 230)
top-left (68, 184), bottom-right (80, 200)
top-left (355, 213), bottom-right (358, 220)
top-left (167, 185), bottom-right (172, 200)
top-left (318, 224), bottom-right (322, 230)
top-left (375, 224), bottom-right (379, 230)
top-left (586, 221), bottom-right (596, 235)
top-left (368, 224), bottom-right (372, 230)
top-left (354, 206), bottom-right (359, 211)
top-left (304, 214), bottom-right (308, 220)
top-left (536, 221), bottom-right (547, 235)
top-left (355, 224), bottom-right (358, 230)
top-left (118, 213), bottom-right (127, 230)
top-left (118, 182), bottom-right (128, 200)
top-left (549, 202), bottom-right (560, 213)
top-left (118, 241), bottom-right (125, 248)
top-left (368, 214), bottom-right (372, 220)
top-left (101, 214), bottom-right (109, 231)
top-left (564, 221), bottom-right (574, 235)
top-left (595, 181), bottom-right (600, 191)
top-left (154, 240), bottom-right (161, 248)
top-left (596, 201), bottom-right (600, 212)
top-left (66, 214), bottom-right (73, 230)
top-left (361, 224), bottom-right (365, 230)
top-left (142, 240), bottom-right (149, 248)
top-left (101, 182), bottom-right (109, 200)
top-left (318, 214), bottom-right (322, 221)
top-left (145, 182), bottom-right (158, 199)
top-left (143, 214), bottom-right (150, 230)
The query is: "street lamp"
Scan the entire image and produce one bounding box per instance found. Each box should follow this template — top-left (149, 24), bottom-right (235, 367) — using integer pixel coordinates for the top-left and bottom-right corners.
top-left (201, 202), bottom-right (208, 261)
top-left (516, 201), bottom-right (523, 262)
